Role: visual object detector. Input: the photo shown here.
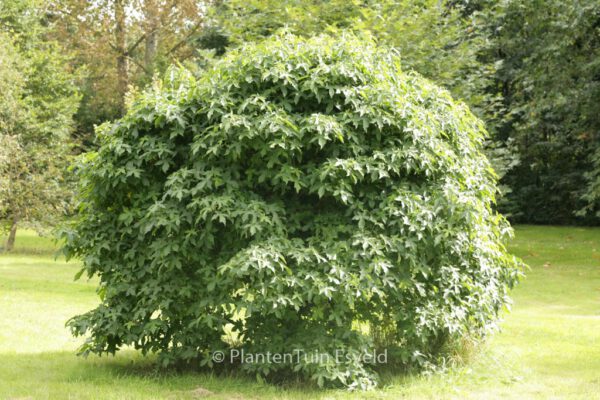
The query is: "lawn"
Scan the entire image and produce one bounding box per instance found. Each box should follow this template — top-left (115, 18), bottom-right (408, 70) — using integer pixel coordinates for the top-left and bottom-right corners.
top-left (0, 226), bottom-right (598, 399)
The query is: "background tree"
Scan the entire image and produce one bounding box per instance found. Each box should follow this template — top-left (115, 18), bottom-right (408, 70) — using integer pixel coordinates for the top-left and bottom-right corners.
top-left (475, 0), bottom-right (600, 224)
top-left (0, 35), bottom-right (28, 251)
top-left (0, 1), bottom-right (80, 251)
top-left (50, 0), bottom-right (214, 144)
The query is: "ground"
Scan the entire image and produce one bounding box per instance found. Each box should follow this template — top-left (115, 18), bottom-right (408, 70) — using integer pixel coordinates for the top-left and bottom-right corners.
top-left (0, 226), bottom-right (598, 399)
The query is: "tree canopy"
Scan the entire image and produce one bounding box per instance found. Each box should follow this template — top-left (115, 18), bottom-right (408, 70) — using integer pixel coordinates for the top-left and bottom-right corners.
top-left (0, 1), bottom-right (79, 250)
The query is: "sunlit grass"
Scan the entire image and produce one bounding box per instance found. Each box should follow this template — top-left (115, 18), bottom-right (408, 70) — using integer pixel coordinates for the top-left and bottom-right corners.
top-left (0, 228), bottom-right (60, 255)
top-left (0, 226), bottom-right (598, 399)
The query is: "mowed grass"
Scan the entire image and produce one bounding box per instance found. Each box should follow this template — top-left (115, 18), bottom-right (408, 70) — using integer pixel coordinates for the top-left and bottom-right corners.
top-left (0, 227), bottom-right (598, 399)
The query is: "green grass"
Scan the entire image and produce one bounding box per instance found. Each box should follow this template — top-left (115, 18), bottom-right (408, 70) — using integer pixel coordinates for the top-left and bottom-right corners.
top-left (0, 229), bottom-right (60, 255)
top-left (0, 226), bottom-right (599, 399)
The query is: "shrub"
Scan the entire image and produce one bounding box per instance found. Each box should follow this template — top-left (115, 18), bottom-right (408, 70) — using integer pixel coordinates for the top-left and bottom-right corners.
top-left (64, 33), bottom-right (523, 389)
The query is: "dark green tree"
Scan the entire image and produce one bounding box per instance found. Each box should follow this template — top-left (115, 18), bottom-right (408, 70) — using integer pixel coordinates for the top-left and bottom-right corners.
top-left (476, 0), bottom-right (600, 223)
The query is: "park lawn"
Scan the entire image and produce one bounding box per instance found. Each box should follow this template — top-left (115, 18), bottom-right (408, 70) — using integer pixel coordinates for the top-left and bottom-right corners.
top-left (0, 226), bottom-right (598, 399)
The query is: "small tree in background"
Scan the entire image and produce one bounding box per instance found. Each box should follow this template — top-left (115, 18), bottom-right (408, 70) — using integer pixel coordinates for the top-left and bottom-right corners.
top-left (0, 3), bottom-right (79, 251)
top-left (64, 33), bottom-right (523, 388)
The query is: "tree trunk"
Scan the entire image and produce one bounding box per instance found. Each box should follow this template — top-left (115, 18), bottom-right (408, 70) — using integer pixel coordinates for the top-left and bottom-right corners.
top-left (5, 216), bottom-right (18, 252)
top-left (144, 0), bottom-right (159, 76)
top-left (115, 0), bottom-right (129, 115)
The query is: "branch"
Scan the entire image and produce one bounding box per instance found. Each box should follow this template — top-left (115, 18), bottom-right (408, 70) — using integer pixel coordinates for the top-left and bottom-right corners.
top-left (110, 31), bottom-right (155, 57)
top-left (109, 41), bottom-right (119, 53)
top-left (127, 55), bottom-right (150, 75)
top-left (167, 19), bottom-right (203, 55)
top-left (127, 33), bottom-right (147, 55)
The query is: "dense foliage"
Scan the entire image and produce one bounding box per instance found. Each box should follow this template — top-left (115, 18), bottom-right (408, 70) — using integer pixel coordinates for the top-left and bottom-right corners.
top-left (0, 1), bottom-right (79, 250)
top-left (210, 0), bottom-right (487, 116)
top-left (476, 0), bottom-right (600, 224)
top-left (208, 0), bottom-right (600, 225)
top-left (2, 0), bottom-right (592, 226)
top-left (65, 34), bottom-right (522, 388)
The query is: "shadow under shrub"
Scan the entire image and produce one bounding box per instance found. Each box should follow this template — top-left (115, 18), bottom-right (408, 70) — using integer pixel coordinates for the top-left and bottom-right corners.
top-left (63, 33), bottom-right (523, 389)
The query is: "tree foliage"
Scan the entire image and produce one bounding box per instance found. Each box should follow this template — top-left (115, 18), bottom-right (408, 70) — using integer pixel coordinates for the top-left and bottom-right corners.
top-left (0, 2), bottom-right (79, 250)
top-left (210, 0), bottom-right (600, 224)
top-left (211, 0), bottom-right (485, 105)
top-left (49, 0), bottom-right (215, 142)
top-left (64, 34), bottom-right (522, 388)
top-left (471, 0), bottom-right (600, 223)
top-left (4, 0), bottom-right (597, 226)
top-left (208, 0), bottom-right (522, 213)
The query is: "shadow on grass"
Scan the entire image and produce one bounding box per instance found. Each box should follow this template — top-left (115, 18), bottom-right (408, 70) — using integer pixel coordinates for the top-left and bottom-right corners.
top-left (0, 349), bottom-right (435, 399)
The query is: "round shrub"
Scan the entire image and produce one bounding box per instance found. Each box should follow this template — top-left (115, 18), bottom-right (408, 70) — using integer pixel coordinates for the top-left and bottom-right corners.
top-left (65, 33), bottom-right (522, 389)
